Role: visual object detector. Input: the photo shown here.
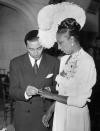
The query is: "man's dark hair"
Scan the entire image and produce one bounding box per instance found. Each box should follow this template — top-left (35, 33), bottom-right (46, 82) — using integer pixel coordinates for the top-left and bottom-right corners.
top-left (24, 30), bottom-right (39, 46)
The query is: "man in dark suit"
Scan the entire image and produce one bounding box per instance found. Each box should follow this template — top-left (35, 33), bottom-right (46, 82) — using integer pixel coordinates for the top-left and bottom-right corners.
top-left (9, 30), bottom-right (60, 131)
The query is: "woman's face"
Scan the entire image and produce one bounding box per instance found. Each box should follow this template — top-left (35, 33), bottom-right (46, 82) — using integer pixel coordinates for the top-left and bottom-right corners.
top-left (56, 32), bottom-right (73, 55)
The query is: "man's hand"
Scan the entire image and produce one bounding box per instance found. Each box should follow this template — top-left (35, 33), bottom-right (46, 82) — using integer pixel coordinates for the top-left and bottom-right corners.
top-left (26, 85), bottom-right (38, 97)
top-left (42, 111), bottom-right (52, 128)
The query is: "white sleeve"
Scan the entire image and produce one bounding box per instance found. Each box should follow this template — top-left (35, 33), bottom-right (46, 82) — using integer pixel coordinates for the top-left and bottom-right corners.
top-left (67, 58), bottom-right (97, 108)
top-left (24, 91), bottom-right (32, 100)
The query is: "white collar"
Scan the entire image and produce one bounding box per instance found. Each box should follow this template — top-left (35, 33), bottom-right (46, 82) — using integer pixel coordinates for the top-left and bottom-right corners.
top-left (28, 54), bottom-right (42, 67)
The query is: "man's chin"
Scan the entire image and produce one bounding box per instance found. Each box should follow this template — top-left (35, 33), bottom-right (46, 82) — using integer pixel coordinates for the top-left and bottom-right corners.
top-left (34, 56), bottom-right (41, 60)
top-left (34, 57), bottom-right (39, 60)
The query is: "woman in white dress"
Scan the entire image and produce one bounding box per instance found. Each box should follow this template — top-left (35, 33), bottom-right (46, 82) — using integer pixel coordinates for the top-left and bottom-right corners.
top-left (37, 2), bottom-right (97, 131)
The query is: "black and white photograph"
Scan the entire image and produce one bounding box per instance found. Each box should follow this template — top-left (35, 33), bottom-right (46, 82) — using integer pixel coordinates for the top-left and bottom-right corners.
top-left (0, 0), bottom-right (100, 131)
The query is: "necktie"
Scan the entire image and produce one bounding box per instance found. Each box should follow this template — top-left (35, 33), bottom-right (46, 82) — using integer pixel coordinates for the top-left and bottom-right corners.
top-left (33, 60), bottom-right (38, 74)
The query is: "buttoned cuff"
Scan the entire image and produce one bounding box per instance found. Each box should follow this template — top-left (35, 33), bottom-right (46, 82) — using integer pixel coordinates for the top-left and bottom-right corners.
top-left (24, 91), bottom-right (32, 100)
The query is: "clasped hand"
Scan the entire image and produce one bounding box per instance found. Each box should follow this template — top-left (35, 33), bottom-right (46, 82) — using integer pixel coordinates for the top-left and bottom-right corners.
top-left (26, 85), bottom-right (38, 97)
top-left (38, 88), bottom-right (53, 100)
top-left (26, 86), bottom-right (52, 99)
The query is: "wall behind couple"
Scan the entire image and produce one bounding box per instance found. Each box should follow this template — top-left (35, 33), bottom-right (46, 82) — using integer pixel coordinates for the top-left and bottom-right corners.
top-left (0, 0), bottom-right (48, 71)
top-left (0, 0), bottom-right (99, 71)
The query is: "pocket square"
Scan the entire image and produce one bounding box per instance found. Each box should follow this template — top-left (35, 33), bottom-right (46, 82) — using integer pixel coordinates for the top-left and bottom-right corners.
top-left (46, 73), bottom-right (53, 78)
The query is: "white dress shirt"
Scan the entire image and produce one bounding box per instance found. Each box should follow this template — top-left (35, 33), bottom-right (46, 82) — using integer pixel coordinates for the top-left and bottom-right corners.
top-left (28, 54), bottom-right (42, 68)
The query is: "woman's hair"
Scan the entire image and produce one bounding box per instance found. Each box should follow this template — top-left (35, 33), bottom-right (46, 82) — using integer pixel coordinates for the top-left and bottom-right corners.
top-left (57, 18), bottom-right (81, 41)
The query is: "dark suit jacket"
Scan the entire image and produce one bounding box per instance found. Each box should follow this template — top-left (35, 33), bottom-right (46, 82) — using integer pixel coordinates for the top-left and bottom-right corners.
top-left (9, 53), bottom-right (60, 131)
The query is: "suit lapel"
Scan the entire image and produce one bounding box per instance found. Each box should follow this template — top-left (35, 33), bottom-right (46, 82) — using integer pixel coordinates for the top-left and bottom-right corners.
top-left (24, 53), bottom-right (32, 68)
top-left (23, 53), bottom-right (34, 79)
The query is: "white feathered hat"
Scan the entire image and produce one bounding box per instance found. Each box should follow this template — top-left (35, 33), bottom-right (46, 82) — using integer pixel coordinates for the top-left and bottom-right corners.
top-left (38, 2), bottom-right (86, 48)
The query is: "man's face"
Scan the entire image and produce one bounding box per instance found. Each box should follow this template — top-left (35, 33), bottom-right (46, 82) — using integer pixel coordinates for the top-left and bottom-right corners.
top-left (26, 40), bottom-right (43, 60)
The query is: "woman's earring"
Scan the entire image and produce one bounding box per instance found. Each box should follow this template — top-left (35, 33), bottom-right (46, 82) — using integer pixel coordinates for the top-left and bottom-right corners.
top-left (72, 43), bottom-right (74, 46)
top-left (71, 37), bottom-right (74, 46)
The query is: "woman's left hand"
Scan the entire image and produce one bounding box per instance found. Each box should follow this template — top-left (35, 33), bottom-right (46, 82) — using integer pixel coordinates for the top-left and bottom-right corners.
top-left (38, 89), bottom-right (53, 100)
